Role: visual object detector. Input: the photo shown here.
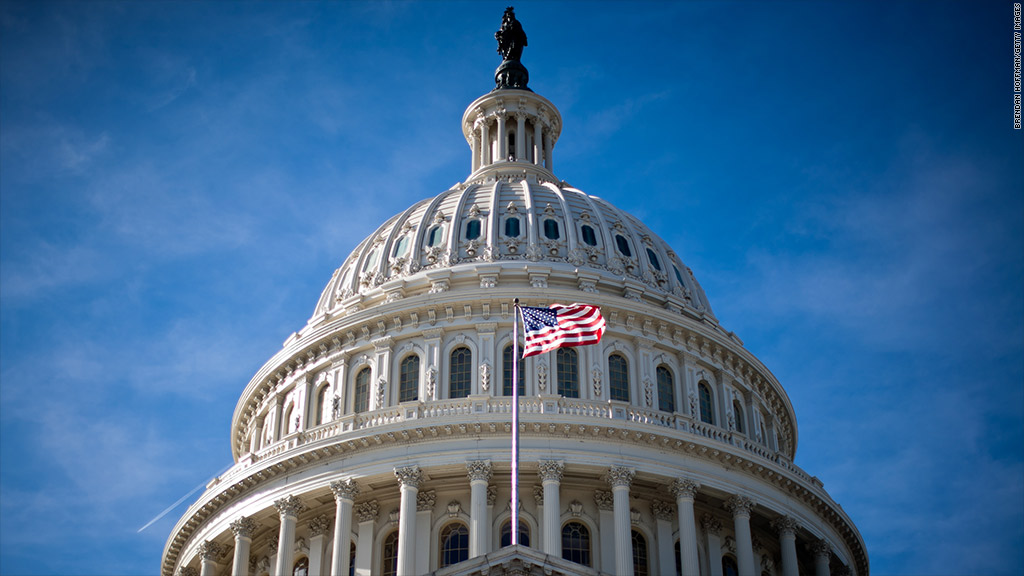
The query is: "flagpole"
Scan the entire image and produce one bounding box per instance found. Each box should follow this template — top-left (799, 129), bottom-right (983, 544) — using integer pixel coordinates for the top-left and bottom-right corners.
top-left (511, 298), bottom-right (520, 546)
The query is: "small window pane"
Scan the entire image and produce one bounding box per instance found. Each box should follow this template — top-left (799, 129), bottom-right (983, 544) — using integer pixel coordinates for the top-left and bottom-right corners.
top-left (609, 354), bottom-right (629, 402)
top-left (544, 219), bottom-right (560, 240)
top-left (505, 217), bottom-right (521, 238)
top-left (381, 531), bottom-right (398, 576)
top-left (393, 236), bottom-right (409, 257)
top-left (354, 368), bottom-right (371, 413)
top-left (428, 226), bottom-right (445, 247)
top-left (450, 347), bottom-right (472, 398)
top-left (674, 266), bottom-right (685, 285)
top-left (733, 399), bottom-right (745, 433)
top-left (615, 235), bottom-right (632, 257)
top-left (556, 348), bottom-right (579, 398)
top-left (466, 219), bottom-right (481, 240)
top-left (501, 520), bottom-right (530, 547)
top-left (364, 248), bottom-right (379, 270)
top-left (399, 356), bottom-right (419, 403)
top-left (657, 366), bottom-right (675, 413)
top-left (581, 225), bottom-right (597, 246)
top-left (632, 530), bottom-right (649, 576)
top-left (646, 248), bottom-right (661, 271)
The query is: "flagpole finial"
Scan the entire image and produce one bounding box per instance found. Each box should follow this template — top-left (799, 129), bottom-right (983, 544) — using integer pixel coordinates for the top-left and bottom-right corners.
top-left (513, 298), bottom-right (520, 306)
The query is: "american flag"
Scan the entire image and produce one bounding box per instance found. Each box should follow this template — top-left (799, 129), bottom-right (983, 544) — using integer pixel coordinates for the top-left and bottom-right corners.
top-left (520, 303), bottom-right (606, 357)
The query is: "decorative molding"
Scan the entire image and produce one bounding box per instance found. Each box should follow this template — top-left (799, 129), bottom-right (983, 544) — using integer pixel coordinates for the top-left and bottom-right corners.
top-left (198, 540), bottom-right (223, 561)
top-left (308, 514), bottom-right (331, 537)
top-left (230, 516), bottom-right (258, 539)
top-left (670, 478), bottom-right (700, 500)
top-left (605, 466), bottom-right (635, 489)
top-left (593, 490), bottom-right (614, 511)
top-left (724, 495), bottom-right (754, 517)
top-left (467, 460), bottom-right (493, 482)
top-left (771, 515), bottom-right (799, 536)
top-left (538, 460), bottom-right (564, 482)
top-left (487, 485), bottom-right (497, 506)
top-left (355, 500), bottom-right (379, 523)
top-left (568, 500), bottom-right (583, 517)
top-left (417, 489), bottom-right (436, 511)
top-left (701, 513), bottom-right (722, 536)
top-left (447, 500), bottom-right (462, 518)
top-left (479, 363), bottom-right (491, 392)
top-left (651, 499), bottom-right (675, 521)
top-left (274, 495), bottom-right (305, 518)
top-left (395, 465), bottom-right (422, 488)
top-left (330, 478), bottom-right (360, 501)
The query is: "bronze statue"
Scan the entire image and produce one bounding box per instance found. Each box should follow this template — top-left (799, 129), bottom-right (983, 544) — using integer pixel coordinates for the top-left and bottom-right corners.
top-left (495, 7), bottom-right (527, 62)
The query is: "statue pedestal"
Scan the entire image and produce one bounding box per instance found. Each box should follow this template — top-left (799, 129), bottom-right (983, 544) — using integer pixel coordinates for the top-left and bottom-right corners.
top-left (494, 59), bottom-right (530, 91)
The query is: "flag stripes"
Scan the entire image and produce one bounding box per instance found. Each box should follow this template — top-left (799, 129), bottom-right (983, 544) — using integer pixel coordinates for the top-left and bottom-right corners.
top-left (521, 303), bottom-right (606, 357)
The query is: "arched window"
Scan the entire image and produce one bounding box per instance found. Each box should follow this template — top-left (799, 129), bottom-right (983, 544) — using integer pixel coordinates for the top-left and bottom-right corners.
top-left (500, 519), bottom-right (530, 547)
top-left (282, 404), bottom-right (295, 435)
top-left (505, 217), bottom-right (521, 237)
top-left (399, 355), bottom-right (419, 403)
top-left (581, 225), bottom-right (597, 246)
top-left (381, 531), bottom-right (398, 576)
top-left (615, 234), bottom-right (632, 257)
top-left (632, 530), bottom-right (649, 576)
top-left (354, 367), bottom-right (371, 413)
top-left (449, 347), bottom-right (472, 398)
top-left (503, 344), bottom-right (524, 396)
top-left (427, 225), bottom-right (445, 247)
top-left (722, 555), bottom-right (739, 576)
top-left (609, 353), bottom-right (629, 402)
top-left (439, 522), bottom-right (469, 567)
top-left (561, 521), bottom-right (591, 566)
top-left (315, 384), bottom-right (329, 426)
top-left (556, 348), bottom-right (579, 398)
top-left (733, 399), bottom-right (745, 433)
top-left (698, 381), bottom-right (714, 425)
top-left (760, 408), bottom-right (771, 445)
top-left (292, 557), bottom-right (308, 576)
top-left (465, 219), bottom-right (481, 240)
top-left (657, 365), bottom-right (675, 413)
top-left (646, 248), bottom-right (662, 271)
top-left (544, 219), bottom-right (560, 240)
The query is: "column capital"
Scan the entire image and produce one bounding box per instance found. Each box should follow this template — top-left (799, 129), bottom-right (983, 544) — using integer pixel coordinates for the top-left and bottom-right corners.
top-left (605, 465), bottom-right (635, 489)
top-left (308, 514), bottom-right (331, 537)
top-left (417, 489), bottom-right (437, 511)
top-left (354, 499), bottom-right (380, 523)
top-left (724, 495), bottom-right (755, 517)
top-left (466, 460), bottom-right (493, 483)
top-left (701, 513), bottom-right (723, 536)
top-left (593, 490), bottom-right (614, 511)
top-left (266, 534), bottom-right (279, 555)
top-left (771, 515), bottom-right (800, 536)
top-left (330, 478), bottom-right (360, 501)
top-left (395, 465), bottom-right (422, 488)
top-left (651, 499), bottom-right (675, 521)
top-left (538, 460), bottom-right (564, 483)
top-left (670, 477), bottom-right (700, 500)
top-left (809, 538), bottom-right (831, 558)
top-left (274, 495), bottom-right (306, 518)
top-left (230, 516), bottom-right (259, 539)
top-left (199, 540), bottom-right (223, 561)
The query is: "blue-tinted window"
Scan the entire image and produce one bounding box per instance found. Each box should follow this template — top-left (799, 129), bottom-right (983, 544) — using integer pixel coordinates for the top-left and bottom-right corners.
top-left (615, 235), bottom-right (632, 257)
top-left (393, 236), bottom-right (409, 257)
top-left (657, 366), bottom-right (675, 413)
top-left (561, 522), bottom-right (591, 566)
top-left (503, 344), bottom-right (524, 396)
top-left (733, 399), bottom-right (745, 434)
top-left (544, 219), bottom-right (560, 240)
top-left (698, 382), bottom-right (714, 425)
top-left (440, 523), bottom-right (469, 567)
top-left (557, 348), bottom-right (579, 398)
top-left (450, 347), bottom-right (472, 398)
top-left (465, 219), bottom-right (481, 240)
top-left (609, 354), bottom-right (629, 402)
top-left (505, 217), bottom-right (521, 237)
top-left (428, 226), bottom-right (445, 247)
top-left (501, 520), bottom-right (530, 547)
top-left (646, 248), bottom-right (661, 271)
top-left (674, 266), bottom-right (685, 285)
top-left (632, 530), bottom-right (649, 576)
top-left (399, 356), bottom-right (419, 403)
top-left (354, 368), bottom-right (371, 413)
top-left (581, 225), bottom-right (597, 246)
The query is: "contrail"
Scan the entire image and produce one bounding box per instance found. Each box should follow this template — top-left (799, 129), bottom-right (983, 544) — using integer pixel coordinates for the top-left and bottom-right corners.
top-left (138, 462), bottom-right (234, 533)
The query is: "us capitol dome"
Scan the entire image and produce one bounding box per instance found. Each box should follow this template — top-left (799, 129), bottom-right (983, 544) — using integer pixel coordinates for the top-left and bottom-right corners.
top-left (163, 8), bottom-right (867, 576)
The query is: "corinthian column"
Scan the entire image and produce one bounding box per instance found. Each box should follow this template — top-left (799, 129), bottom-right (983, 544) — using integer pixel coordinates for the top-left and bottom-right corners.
top-left (466, 460), bottom-right (492, 558)
top-left (771, 516), bottom-right (800, 576)
top-left (308, 514), bottom-right (330, 576)
top-left (702, 513), bottom-right (724, 576)
top-left (538, 460), bottom-right (564, 556)
top-left (394, 466), bottom-right (422, 576)
top-left (725, 496), bottom-right (755, 576)
top-left (230, 516), bottom-right (258, 576)
top-left (810, 539), bottom-right (832, 576)
top-left (671, 478), bottom-right (701, 576)
top-left (198, 541), bottom-right (222, 576)
top-left (606, 466), bottom-right (636, 576)
top-left (273, 495), bottom-right (306, 576)
top-left (329, 479), bottom-right (360, 576)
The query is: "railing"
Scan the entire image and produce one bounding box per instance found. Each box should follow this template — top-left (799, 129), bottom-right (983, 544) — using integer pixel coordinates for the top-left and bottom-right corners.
top-left (243, 395), bottom-right (806, 483)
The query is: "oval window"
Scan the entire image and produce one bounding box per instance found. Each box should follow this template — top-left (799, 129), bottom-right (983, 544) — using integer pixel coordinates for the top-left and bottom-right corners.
top-left (581, 225), bottom-right (597, 246)
top-left (615, 235), bottom-right (632, 257)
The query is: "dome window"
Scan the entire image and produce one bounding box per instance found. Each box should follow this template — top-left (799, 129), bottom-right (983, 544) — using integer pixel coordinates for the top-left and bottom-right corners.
top-left (393, 236), bottom-right (409, 258)
top-left (399, 355), bottom-right (419, 403)
top-left (364, 248), bottom-right (379, 270)
top-left (733, 399), bottom-right (745, 434)
top-left (501, 520), bottom-right (530, 547)
top-left (381, 531), bottom-right (398, 576)
top-left (673, 265), bottom-right (685, 285)
top-left (503, 344), bottom-right (524, 395)
top-left (632, 530), bottom-right (649, 576)
top-left (315, 384), bottom-right (329, 426)
top-left (505, 217), bottom-right (521, 238)
top-left (561, 521), bottom-right (592, 566)
top-left (543, 219), bottom-right (560, 240)
top-left (556, 348), bottom-right (579, 398)
top-left (465, 219), bottom-right (481, 240)
top-left (609, 353), bottom-right (629, 402)
top-left (698, 381), bottom-right (715, 425)
top-left (354, 367), bottom-right (371, 413)
top-left (581, 225), bottom-right (598, 246)
top-left (449, 346), bottom-right (472, 398)
top-left (615, 235), bottom-right (632, 257)
top-left (427, 225), bottom-right (446, 247)
top-left (439, 522), bottom-right (470, 567)
top-left (657, 365), bottom-right (675, 413)
top-left (646, 248), bottom-right (661, 271)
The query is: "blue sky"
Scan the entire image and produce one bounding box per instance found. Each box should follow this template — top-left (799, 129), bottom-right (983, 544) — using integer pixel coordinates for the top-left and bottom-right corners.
top-left (1, 1), bottom-right (1021, 574)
